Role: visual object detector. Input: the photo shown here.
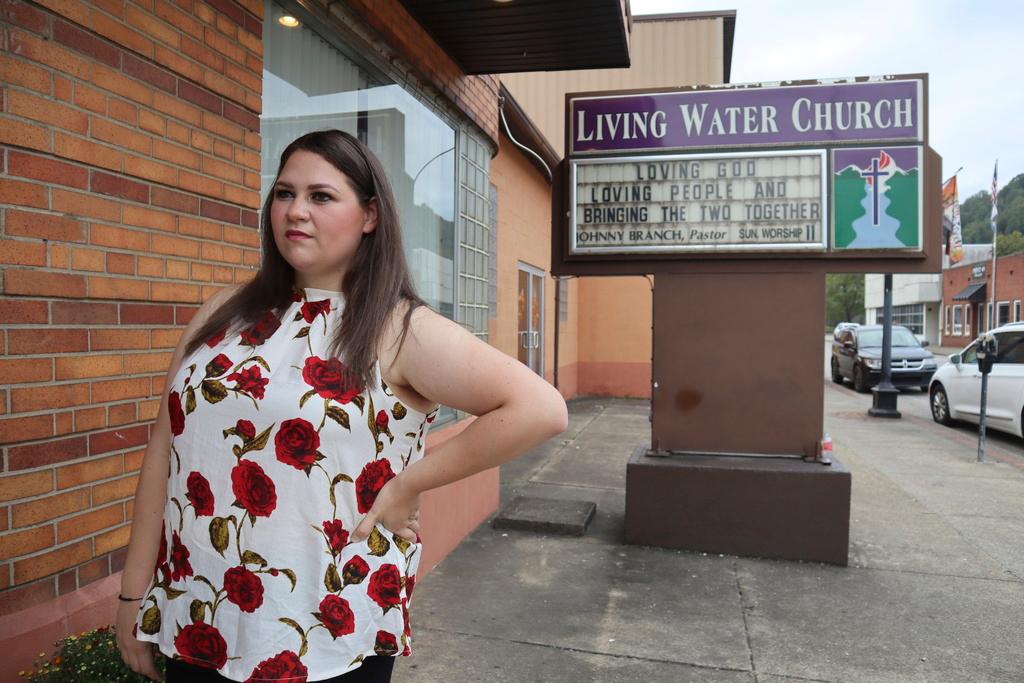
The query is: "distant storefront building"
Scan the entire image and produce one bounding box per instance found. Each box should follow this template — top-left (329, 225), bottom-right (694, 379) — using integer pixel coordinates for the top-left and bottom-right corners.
top-left (940, 252), bottom-right (1024, 348)
top-left (865, 244), bottom-right (992, 346)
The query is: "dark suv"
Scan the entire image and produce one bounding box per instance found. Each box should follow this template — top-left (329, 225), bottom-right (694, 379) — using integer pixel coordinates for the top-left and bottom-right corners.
top-left (831, 324), bottom-right (937, 392)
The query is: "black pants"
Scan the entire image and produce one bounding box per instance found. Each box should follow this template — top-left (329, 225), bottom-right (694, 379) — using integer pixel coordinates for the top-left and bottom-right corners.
top-left (166, 655), bottom-right (394, 682)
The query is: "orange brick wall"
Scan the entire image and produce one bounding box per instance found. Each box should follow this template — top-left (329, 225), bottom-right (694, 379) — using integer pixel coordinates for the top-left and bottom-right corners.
top-left (0, 0), bottom-right (263, 620)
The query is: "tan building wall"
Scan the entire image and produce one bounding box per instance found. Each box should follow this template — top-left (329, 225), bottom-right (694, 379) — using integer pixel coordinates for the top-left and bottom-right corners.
top-left (578, 277), bottom-right (652, 397)
top-left (501, 14), bottom-right (727, 157)
top-left (501, 13), bottom-right (729, 399)
top-left (490, 131), bottom-right (580, 396)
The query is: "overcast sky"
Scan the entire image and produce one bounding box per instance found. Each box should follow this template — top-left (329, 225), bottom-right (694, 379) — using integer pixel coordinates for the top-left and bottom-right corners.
top-left (631, 0), bottom-right (1024, 200)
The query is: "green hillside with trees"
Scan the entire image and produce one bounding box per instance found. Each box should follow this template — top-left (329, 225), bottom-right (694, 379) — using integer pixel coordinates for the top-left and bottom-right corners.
top-left (961, 172), bottom-right (1024, 255)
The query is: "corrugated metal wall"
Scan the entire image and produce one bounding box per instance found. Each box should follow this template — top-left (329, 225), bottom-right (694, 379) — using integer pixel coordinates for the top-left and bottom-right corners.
top-left (500, 16), bottom-right (725, 155)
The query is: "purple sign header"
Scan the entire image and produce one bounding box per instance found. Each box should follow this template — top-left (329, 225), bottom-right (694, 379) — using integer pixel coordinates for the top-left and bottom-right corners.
top-left (570, 79), bottom-right (922, 155)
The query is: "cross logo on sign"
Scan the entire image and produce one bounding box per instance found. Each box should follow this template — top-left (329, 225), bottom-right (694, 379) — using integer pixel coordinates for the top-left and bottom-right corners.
top-left (860, 153), bottom-right (892, 226)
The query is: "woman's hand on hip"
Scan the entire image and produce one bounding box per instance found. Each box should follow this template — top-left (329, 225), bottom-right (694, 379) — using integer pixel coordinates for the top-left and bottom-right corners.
top-left (350, 474), bottom-right (420, 543)
top-left (116, 600), bottom-right (164, 681)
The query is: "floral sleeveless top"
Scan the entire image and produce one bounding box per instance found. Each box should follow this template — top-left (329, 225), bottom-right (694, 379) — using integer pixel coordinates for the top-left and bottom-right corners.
top-left (134, 287), bottom-right (438, 682)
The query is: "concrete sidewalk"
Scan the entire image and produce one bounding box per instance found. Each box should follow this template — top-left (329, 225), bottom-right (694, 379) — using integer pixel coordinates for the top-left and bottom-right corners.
top-left (395, 389), bottom-right (1024, 682)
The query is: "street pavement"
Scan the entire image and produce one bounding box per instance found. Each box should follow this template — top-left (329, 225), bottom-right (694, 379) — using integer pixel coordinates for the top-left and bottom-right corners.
top-left (394, 368), bottom-right (1024, 681)
top-left (823, 337), bottom-right (1024, 461)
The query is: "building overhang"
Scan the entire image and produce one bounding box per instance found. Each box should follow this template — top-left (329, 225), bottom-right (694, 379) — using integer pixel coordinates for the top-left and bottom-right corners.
top-left (952, 282), bottom-right (986, 302)
top-left (398, 0), bottom-right (632, 75)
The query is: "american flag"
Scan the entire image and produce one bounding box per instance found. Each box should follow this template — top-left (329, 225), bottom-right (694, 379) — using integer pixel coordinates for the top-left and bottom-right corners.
top-left (991, 160), bottom-right (999, 244)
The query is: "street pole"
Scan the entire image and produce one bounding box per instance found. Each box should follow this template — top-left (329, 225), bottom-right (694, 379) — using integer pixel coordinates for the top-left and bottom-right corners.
top-left (976, 333), bottom-right (996, 464)
top-left (869, 273), bottom-right (901, 417)
top-left (978, 371), bottom-right (988, 463)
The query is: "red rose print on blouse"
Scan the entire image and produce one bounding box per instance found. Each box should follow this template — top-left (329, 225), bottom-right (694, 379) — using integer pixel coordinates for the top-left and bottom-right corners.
top-left (355, 459), bottom-right (395, 513)
top-left (301, 357), bottom-right (362, 403)
top-left (367, 564), bottom-right (401, 614)
top-left (401, 598), bottom-right (412, 654)
top-left (186, 472), bottom-right (215, 516)
top-left (315, 594), bottom-right (355, 639)
top-left (155, 527), bottom-right (171, 583)
top-left (205, 353), bottom-right (233, 378)
top-left (223, 566), bottom-right (264, 613)
top-left (170, 530), bottom-right (193, 581)
top-left (244, 650), bottom-right (308, 683)
top-left (274, 418), bottom-right (321, 471)
top-left (342, 555), bottom-right (370, 586)
top-left (174, 622), bottom-right (228, 669)
top-left (235, 419), bottom-right (256, 441)
top-left (375, 410), bottom-right (389, 430)
top-left (405, 574), bottom-right (416, 600)
top-left (231, 460), bottom-right (277, 518)
top-left (322, 519), bottom-right (349, 555)
top-left (373, 630), bottom-right (399, 656)
top-left (228, 365), bottom-right (269, 400)
top-left (206, 327), bottom-right (227, 348)
top-left (240, 311), bottom-right (281, 347)
top-left (168, 391), bottom-right (185, 436)
top-left (300, 299), bottom-right (332, 323)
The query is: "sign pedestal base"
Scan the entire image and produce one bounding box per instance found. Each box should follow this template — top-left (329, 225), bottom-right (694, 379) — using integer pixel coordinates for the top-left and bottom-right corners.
top-left (625, 447), bottom-right (850, 565)
top-left (869, 384), bottom-right (902, 418)
top-left (624, 271), bottom-right (850, 564)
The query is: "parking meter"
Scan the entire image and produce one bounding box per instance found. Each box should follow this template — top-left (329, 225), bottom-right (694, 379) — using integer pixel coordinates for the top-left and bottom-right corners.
top-left (976, 333), bottom-right (997, 374)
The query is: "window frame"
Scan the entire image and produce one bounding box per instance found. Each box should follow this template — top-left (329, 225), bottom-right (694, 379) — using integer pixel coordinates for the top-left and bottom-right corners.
top-left (998, 300), bottom-right (1011, 328)
top-left (994, 331), bottom-right (1024, 365)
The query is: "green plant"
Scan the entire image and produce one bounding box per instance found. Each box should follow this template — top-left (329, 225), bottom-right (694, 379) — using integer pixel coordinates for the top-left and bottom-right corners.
top-left (19, 625), bottom-right (165, 682)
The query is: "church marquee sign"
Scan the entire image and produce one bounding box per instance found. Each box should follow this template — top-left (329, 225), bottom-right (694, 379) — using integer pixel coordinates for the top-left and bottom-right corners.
top-left (565, 76), bottom-right (926, 258)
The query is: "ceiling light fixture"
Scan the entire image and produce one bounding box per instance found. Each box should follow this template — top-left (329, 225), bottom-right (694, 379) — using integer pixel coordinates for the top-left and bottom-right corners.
top-left (278, 15), bottom-right (300, 27)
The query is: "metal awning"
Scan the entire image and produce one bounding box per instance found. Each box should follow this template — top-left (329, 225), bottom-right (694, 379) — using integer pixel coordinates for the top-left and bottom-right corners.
top-left (952, 282), bottom-right (986, 301)
top-left (398, 0), bottom-right (631, 75)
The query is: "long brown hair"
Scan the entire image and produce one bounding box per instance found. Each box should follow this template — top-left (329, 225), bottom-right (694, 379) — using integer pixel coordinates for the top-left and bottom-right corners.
top-left (184, 129), bottom-right (426, 390)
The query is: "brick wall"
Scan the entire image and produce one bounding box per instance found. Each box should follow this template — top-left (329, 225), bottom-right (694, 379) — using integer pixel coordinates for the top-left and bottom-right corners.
top-left (0, 0), bottom-right (263, 620)
top-left (942, 253), bottom-right (1024, 345)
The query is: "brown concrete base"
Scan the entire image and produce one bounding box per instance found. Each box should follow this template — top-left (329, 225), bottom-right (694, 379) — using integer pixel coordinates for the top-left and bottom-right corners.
top-left (625, 446), bottom-right (850, 565)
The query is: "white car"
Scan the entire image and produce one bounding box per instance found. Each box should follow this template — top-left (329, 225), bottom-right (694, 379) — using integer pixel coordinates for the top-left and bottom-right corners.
top-left (929, 322), bottom-right (1024, 438)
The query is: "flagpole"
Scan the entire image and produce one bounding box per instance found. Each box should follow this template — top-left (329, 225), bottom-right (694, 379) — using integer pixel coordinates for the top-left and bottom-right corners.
top-left (990, 160), bottom-right (999, 330)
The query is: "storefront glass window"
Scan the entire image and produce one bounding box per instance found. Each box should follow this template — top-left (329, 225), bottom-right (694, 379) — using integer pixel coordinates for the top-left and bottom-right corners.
top-left (261, 1), bottom-right (456, 318)
top-left (875, 303), bottom-right (924, 335)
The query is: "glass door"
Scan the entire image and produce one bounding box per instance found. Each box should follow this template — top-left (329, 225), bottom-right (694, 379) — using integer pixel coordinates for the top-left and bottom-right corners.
top-left (517, 263), bottom-right (545, 376)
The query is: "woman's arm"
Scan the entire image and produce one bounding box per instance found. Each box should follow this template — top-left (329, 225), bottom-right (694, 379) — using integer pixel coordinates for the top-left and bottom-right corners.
top-left (351, 304), bottom-right (568, 541)
top-left (116, 285), bottom-right (238, 680)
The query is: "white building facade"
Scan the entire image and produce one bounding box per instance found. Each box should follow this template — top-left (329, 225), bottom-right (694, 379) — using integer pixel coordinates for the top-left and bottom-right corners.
top-left (864, 244), bottom-right (992, 346)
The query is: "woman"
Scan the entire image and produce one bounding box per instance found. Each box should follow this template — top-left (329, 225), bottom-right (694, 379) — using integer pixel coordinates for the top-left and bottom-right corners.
top-left (116, 130), bottom-right (568, 682)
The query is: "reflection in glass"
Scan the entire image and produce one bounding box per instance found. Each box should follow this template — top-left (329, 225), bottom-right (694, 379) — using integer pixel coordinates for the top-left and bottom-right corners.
top-left (262, 1), bottom-right (455, 318)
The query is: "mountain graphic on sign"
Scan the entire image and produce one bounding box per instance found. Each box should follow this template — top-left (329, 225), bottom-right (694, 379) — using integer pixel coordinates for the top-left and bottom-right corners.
top-left (834, 150), bottom-right (919, 249)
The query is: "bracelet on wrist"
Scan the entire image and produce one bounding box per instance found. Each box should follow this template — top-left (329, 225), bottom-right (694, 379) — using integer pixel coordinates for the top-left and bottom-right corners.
top-left (117, 593), bottom-right (145, 602)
